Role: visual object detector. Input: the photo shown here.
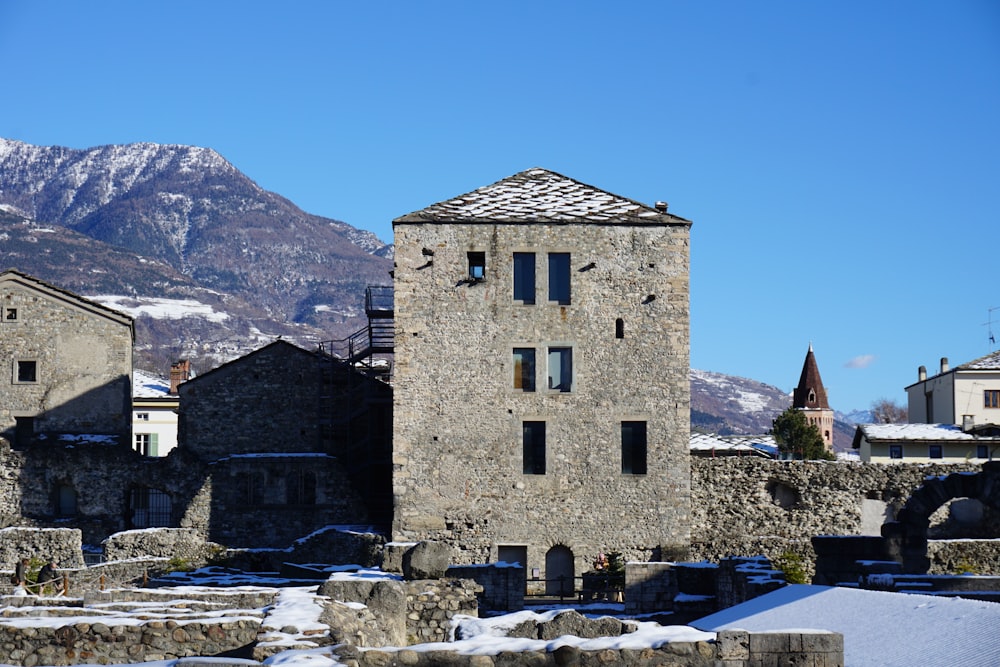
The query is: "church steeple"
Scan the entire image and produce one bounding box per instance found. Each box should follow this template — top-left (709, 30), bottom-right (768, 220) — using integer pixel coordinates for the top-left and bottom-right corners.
top-left (792, 343), bottom-right (834, 453)
top-left (793, 343), bottom-right (830, 410)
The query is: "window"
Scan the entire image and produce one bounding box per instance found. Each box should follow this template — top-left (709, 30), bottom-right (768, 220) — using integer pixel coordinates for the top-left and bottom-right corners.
top-left (468, 251), bottom-right (486, 281)
top-left (134, 433), bottom-right (158, 456)
top-left (15, 360), bottom-right (37, 383)
top-left (929, 444), bottom-right (943, 459)
top-left (513, 348), bottom-right (536, 392)
top-left (523, 421), bottom-right (546, 474)
top-left (621, 421), bottom-right (648, 474)
top-left (55, 484), bottom-right (77, 518)
top-left (548, 252), bottom-right (571, 304)
top-left (129, 488), bottom-right (172, 528)
top-left (615, 318), bottom-right (624, 339)
top-left (4, 307), bottom-right (16, 321)
top-left (286, 470), bottom-right (317, 505)
top-left (889, 445), bottom-right (903, 459)
top-left (547, 347), bottom-right (573, 392)
top-left (136, 412), bottom-right (150, 422)
top-left (513, 252), bottom-right (536, 304)
top-left (985, 390), bottom-right (1000, 409)
top-left (977, 445), bottom-right (989, 459)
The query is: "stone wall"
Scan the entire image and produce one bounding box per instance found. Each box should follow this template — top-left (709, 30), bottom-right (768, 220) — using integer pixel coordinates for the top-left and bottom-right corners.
top-left (0, 527), bottom-right (84, 569)
top-left (0, 619), bottom-right (259, 664)
top-left (333, 630), bottom-right (843, 667)
top-left (690, 457), bottom-right (985, 575)
top-left (447, 563), bottom-right (525, 613)
top-left (393, 212), bottom-right (692, 578)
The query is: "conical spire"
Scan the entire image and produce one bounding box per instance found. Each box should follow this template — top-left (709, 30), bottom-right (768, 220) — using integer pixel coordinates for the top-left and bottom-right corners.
top-left (793, 343), bottom-right (830, 409)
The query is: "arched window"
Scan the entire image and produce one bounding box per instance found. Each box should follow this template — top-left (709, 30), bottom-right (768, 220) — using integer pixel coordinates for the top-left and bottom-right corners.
top-left (545, 545), bottom-right (575, 597)
top-left (128, 487), bottom-right (172, 528)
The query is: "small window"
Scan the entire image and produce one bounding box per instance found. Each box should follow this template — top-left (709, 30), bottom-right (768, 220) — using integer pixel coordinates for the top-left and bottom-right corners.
top-left (134, 433), bottom-right (158, 456)
top-left (286, 470), bottom-right (317, 505)
top-left (622, 421), bottom-right (648, 475)
top-left (468, 251), bottom-right (486, 281)
top-left (985, 390), bottom-right (1000, 409)
top-left (513, 348), bottom-right (536, 392)
top-left (513, 252), bottom-right (536, 304)
top-left (15, 360), bottom-right (37, 383)
top-left (4, 307), bottom-right (17, 321)
top-left (548, 252), bottom-right (571, 304)
top-left (929, 444), bottom-right (943, 459)
top-left (547, 347), bottom-right (573, 392)
top-left (615, 318), bottom-right (624, 339)
top-left (523, 421), bottom-right (546, 475)
top-left (889, 445), bottom-right (903, 459)
top-left (136, 412), bottom-right (150, 422)
top-left (977, 445), bottom-right (989, 459)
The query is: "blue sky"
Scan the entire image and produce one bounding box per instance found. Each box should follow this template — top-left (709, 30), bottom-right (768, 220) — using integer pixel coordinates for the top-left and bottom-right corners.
top-left (2, 1), bottom-right (998, 412)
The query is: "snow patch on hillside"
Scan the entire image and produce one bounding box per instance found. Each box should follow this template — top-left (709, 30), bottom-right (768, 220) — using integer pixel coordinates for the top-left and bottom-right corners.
top-left (89, 295), bottom-right (230, 322)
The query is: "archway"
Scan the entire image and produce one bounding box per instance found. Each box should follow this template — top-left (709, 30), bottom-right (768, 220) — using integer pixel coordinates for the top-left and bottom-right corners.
top-left (545, 545), bottom-right (574, 596)
top-left (884, 462), bottom-right (1000, 572)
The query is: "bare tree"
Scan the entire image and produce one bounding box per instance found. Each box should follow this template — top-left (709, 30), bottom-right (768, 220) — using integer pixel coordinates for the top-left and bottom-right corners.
top-left (871, 397), bottom-right (907, 424)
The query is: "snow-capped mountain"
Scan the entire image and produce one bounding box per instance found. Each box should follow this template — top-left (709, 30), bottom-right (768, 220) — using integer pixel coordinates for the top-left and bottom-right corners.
top-left (0, 138), bottom-right (392, 372)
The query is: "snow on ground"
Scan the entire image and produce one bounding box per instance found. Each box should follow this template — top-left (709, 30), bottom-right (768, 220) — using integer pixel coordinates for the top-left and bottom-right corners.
top-left (88, 295), bottom-right (230, 323)
top-left (693, 584), bottom-right (1000, 667)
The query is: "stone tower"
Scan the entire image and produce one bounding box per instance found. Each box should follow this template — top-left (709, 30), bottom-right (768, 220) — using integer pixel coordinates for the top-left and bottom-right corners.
top-left (390, 168), bottom-right (692, 585)
top-left (792, 343), bottom-right (834, 453)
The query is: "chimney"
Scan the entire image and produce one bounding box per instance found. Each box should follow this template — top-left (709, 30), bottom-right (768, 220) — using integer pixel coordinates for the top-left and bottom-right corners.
top-left (654, 201), bottom-right (668, 212)
top-left (962, 415), bottom-right (975, 432)
top-left (169, 359), bottom-right (191, 395)
top-left (940, 357), bottom-right (949, 374)
top-left (918, 365), bottom-right (927, 382)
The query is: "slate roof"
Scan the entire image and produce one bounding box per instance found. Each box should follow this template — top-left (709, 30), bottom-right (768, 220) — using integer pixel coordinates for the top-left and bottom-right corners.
top-left (393, 168), bottom-right (689, 225)
top-left (956, 349), bottom-right (1000, 370)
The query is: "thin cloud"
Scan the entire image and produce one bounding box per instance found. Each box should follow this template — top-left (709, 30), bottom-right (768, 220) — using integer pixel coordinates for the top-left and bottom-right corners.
top-left (845, 354), bottom-right (876, 369)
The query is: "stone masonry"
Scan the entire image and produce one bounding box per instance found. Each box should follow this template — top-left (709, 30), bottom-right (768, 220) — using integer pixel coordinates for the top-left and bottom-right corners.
top-left (391, 168), bottom-right (692, 581)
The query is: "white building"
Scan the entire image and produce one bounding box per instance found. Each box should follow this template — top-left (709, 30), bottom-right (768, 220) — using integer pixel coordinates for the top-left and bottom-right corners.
top-left (852, 422), bottom-right (1000, 463)
top-left (131, 362), bottom-right (188, 456)
top-left (906, 351), bottom-right (1000, 427)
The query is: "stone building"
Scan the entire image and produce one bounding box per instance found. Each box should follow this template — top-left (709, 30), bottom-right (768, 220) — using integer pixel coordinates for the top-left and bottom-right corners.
top-left (792, 344), bottom-right (834, 453)
top-left (177, 340), bottom-right (391, 546)
top-left (0, 269), bottom-right (133, 447)
top-left (391, 168), bottom-right (692, 586)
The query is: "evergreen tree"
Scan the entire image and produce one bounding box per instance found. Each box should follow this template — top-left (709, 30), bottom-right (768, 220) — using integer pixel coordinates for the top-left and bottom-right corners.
top-left (771, 408), bottom-right (834, 460)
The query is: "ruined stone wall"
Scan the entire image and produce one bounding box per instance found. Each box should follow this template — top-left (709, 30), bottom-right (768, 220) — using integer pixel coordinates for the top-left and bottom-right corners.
top-left (690, 457), bottom-right (985, 573)
top-left (393, 219), bottom-right (691, 578)
top-left (0, 275), bottom-right (132, 439)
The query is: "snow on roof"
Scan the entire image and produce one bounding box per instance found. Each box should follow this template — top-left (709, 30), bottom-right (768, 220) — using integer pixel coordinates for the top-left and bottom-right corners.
top-left (394, 168), bottom-right (688, 225)
top-left (690, 433), bottom-right (776, 456)
top-left (133, 369), bottom-right (171, 398)
top-left (957, 349), bottom-right (1000, 370)
top-left (692, 584), bottom-right (1000, 667)
top-left (858, 423), bottom-right (1000, 441)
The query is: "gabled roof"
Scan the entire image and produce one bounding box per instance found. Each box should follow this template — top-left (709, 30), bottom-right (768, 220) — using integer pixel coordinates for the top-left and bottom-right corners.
top-left (0, 268), bottom-right (134, 339)
top-left (955, 349), bottom-right (1000, 371)
top-left (393, 168), bottom-right (690, 225)
top-left (792, 344), bottom-right (830, 410)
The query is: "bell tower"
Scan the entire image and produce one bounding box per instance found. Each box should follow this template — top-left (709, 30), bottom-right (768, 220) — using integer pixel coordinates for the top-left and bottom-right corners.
top-left (792, 343), bottom-right (834, 453)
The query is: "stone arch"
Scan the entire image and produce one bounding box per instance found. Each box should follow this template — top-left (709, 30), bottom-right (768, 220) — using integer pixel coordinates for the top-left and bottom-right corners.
top-left (545, 545), bottom-right (575, 596)
top-left (883, 462), bottom-right (1000, 572)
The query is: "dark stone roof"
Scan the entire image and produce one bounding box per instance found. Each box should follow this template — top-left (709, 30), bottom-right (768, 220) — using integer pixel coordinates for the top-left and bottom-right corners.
top-left (792, 344), bottom-right (830, 410)
top-left (393, 168), bottom-right (690, 225)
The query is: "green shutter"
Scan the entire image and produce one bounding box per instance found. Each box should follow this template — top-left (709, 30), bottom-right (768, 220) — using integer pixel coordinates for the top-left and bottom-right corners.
top-left (149, 434), bottom-right (159, 457)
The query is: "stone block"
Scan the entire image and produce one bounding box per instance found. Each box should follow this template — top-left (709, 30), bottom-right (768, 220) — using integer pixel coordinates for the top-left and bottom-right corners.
top-left (403, 541), bottom-right (453, 580)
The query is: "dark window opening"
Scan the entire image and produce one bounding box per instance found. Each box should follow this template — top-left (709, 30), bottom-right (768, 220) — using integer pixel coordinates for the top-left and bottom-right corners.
top-left (889, 445), bottom-right (903, 459)
top-left (513, 252), bottom-right (536, 304)
top-left (4, 307), bottom-right (17, 321)
top-left (286, 470), bottom-right (317, 505)
top-left (548, 252), bottom-right (571, 304)
top-left (56, 484), bottom-right (77, 518)
top-left (513, 348), bottom-right (536, 392)
top-left (977, 444), bottom-right (989, 459)
top-left (615, 318), bottom-right (624, 339)
top-left (523, 421), bottom-right (546, 474)
top-left (134, 433), bottom-right (158, 456)
top-left (468, 251), bottom-right (486, 280)
top-left (16, 360), bottom-right (37, 383)
top-left (14, 417), bottom-right (34, 448)
top-left (129, 488), bottom-right (172, 528)
top-left (547, 347), bottom-right (573, 392)
top-left (929, 444), bottom-right (943, 459)
top-left (621, 421), bottom-right (648, 474)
